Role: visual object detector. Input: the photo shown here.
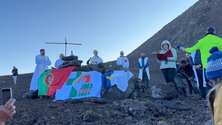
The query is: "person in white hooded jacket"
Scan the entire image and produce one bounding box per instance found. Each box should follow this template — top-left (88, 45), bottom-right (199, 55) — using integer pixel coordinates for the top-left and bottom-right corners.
top-left (157, 40), bottom-right (178, 92)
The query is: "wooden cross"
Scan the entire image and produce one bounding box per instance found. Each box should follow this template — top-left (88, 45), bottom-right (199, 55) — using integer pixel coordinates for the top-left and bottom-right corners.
top-left (45, 38), bottom-right (81, 56)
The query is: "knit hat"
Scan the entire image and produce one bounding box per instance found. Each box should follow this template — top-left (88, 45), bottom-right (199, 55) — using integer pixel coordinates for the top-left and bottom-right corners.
top-left (206, 46), bottom-right (222, 79)
top-left (207, 26), bottom-right (216, 32)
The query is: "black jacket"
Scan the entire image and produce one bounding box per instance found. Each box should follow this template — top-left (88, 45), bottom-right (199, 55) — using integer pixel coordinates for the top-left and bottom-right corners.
top-left (12, 69), bottom-right (18, 76)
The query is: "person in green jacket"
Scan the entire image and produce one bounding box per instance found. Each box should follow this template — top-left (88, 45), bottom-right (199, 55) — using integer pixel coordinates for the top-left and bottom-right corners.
top-left (179, 26), bottom-right (222, 92)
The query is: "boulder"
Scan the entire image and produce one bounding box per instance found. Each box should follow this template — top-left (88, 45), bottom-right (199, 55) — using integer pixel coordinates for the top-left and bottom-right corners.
top-left (62, 55), bottom-right (78, 61)
top-left (151, 82), bottom-right (178, 100)
top-left (129, 77), bottom-right (152, 99)
top-left (102, 85), bottom-right (125, 100)
top-left (114, 99), bottom-right (166, 117)
top-left (161, 100), bottom-right (191, 111)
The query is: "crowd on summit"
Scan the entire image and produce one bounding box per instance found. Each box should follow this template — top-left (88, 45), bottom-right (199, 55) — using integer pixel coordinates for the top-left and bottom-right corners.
top-left (2, 26), bottom-right (222, 124)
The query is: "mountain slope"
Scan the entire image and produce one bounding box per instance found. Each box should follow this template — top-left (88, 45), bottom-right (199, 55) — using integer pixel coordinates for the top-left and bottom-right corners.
top-left (126, 0), bottom-right (222, 72)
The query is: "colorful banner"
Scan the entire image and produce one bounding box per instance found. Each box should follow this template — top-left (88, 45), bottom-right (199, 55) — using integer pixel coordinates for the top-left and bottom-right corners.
top-left (55, 71), bottom-right (102, 100)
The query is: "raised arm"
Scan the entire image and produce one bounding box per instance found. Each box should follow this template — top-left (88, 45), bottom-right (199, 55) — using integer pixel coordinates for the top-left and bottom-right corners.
top-left (35, 55), bottom-right (44, 64)
top-left (185, 42), bottom-right (201, 53)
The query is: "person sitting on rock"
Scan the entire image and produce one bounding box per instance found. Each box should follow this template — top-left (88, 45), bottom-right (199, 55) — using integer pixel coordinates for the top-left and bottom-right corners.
top-left (207, 47), bottom-right (222, 125)
top-left (138, 53), bottom-right (150, 88)
top-left (90, 50), bottom-right (103, 65)
top-left (116, 51), bottom-right (129, 69)
top-left (55, 53), bottom-right (64, 69)
top-left (175, 59), bottom-right (198, 96)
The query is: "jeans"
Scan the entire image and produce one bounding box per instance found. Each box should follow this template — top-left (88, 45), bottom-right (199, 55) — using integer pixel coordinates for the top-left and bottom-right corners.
top-left (161, 68), bottom-right (179, 93)
top-left (13, 76), bottom-right (17, 84)
top-left (142, 72), bottom-right (149, 88)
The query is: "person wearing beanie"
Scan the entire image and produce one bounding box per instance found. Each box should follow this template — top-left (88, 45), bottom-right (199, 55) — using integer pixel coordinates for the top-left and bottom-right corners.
top-left (179, 26), bottom-right (222, 91)
top-left (207, 46), bottom-right (222, 125)
top-left (157, 40), bottom-right (179, 93)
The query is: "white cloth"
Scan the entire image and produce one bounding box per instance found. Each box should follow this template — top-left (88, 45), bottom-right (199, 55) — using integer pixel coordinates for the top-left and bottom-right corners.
top-left (13, 76), bottom-right (17, 84)
top-left (55, 59), bottom-right (64, 69)
top-left (116, 56), bottom-right (129, 69)
top-left (110, 71), bottom-right (133, 92)
top-left (90, 56), bottom-right (103, 65)
top-left (30, 55), bottom-right (51, 90)
top-left (191, 51), bottom-right (206, 87)
top-left (138, 57), bottom-right (150, 80)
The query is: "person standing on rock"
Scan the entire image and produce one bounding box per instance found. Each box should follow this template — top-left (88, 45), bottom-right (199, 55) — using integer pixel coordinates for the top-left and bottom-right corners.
top-left (138, 53), bottom-right (150, 88)
top-left (206, 47), bottom-right (222, 125)
top-left (117, 51), bottom-right (129, 69)
top-left (30, 49), bottom-right (51, 90)
top-left (11, 66), bottom-right (18, 84)
top-left (179, 26), bottom-right (222, 92)
top-left (157, 40), bottom-right (179, 92)
top-left (90, 50), bottom-right (103, 65)
top-left (55, 53), bottom-right (64, 69)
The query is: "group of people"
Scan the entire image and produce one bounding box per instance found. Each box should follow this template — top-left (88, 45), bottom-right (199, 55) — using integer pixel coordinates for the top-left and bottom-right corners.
top-left (155, 26), bottom-right (222, 124)
top-left (7, 26), bottom-right (222, 124)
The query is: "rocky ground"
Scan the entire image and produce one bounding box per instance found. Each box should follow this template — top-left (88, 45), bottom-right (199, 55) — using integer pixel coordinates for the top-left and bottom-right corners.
top-left (0, 63), bottom-right (212, 125)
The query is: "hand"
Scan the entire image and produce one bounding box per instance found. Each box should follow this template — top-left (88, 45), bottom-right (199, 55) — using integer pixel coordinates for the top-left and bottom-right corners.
top-left (156, 56), bottom-right (160, 60)
top-left (181, 47), bottom-right (185, 51)
top-left (164, 57), bottom-right (168, 61)
top-left (0, 99), bottom-right (16, 123)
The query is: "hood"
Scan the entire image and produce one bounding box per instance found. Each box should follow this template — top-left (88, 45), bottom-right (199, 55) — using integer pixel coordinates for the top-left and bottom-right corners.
top-left (161, 40), bottom-right (171, 50)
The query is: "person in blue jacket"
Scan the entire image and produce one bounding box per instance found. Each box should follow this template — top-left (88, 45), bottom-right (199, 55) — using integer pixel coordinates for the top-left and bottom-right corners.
top-left (138, 53), bottom-right (150, 88)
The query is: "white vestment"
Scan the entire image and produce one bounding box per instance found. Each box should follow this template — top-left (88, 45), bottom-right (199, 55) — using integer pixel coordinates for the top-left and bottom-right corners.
top-left (55, 59), bottom-right (64, 69)
top-left (90, 56), bottom-right (103, 65)
top-left (30, 55), bottom-right (51, 90)
top-left (138, 57), bottom-right (150, 80)
top-left (191, 51), bottom-right (206, 87)
top-left (116, 56), bottom-right (129, 69)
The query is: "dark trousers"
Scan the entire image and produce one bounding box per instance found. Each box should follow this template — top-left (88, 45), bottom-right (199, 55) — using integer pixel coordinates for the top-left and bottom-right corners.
top-left (196, 69), bottom-right (206, 98)
top-left (161, 68), bottom-right (179, 93)
top-left (142, 72), bottom-right (149, 88)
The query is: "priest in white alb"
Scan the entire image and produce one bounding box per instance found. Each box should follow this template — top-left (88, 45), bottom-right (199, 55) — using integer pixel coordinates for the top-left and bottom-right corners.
top-left (138, 53), bottom-right (150, 88)
top-left (30, 49), bottom-right (51, 90)
top-left (116, 51), bottom-right (129, 69)
top-left (55, 53), bottom-right (64, 69)
top-left (90, 50), bottom-right (103, 65)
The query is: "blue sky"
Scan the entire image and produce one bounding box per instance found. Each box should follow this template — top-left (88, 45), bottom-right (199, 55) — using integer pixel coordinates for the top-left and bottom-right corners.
top-left (0, 0), bottom-right (197, 75)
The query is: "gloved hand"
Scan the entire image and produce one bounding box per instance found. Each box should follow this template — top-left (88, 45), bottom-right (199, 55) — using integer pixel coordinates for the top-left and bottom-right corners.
top-left (157, 56), bottom-right (160, 60)
top-left (164, 57), bottom-right (168, 61)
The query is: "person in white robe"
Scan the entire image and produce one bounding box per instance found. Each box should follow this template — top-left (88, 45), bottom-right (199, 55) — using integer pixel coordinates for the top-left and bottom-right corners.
top-left (90, 50), bottom-right (103, 65)
top-left (138, 53), bottom-right (150, 88)
top-left (30, 49), bottom-right (51, 90)
top-left (55, 53), bottom-right (64, 69)
top-left (116, 51), bottom-right (129, 69)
